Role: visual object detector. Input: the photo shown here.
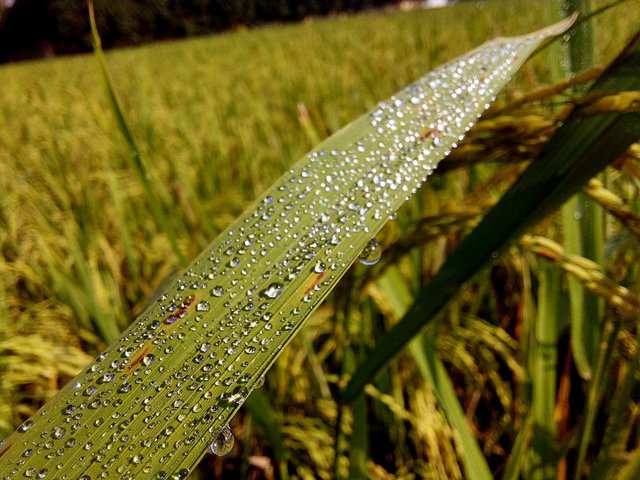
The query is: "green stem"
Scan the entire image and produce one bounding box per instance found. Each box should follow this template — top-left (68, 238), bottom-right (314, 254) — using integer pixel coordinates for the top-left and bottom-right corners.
top-left (573, 320), bottom-right (621, 480)
top-left (530, 262), bottom-right (562, 480)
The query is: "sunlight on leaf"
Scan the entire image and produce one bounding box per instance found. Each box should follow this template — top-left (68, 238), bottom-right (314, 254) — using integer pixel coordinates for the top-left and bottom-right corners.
top-left (0, 18), bottom-right (574, 479)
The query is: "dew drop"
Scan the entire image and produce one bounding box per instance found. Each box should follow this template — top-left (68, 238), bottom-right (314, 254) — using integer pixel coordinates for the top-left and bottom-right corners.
top-left (313, 261), bottom-right (326, 273)
top-left (18, 420), bottom-right (34, 433)
top-left (209, 426), bottom-right (234, 456)
top-left (358, 238), bottom-right (382, 266)
top-left (171, 469), bottom-right (190, 480)
top-left (261, 282), bottom-right (284, 299)
top-left (196, 301), bottom-right (210, 312)
top-left (211, 286), bottom-right (224, 297)
top-left (142, 354), bottom-right (155, 366)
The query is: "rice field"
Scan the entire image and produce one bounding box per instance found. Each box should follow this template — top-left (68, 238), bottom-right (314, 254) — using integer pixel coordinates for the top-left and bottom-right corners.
top-left (1, 0), bottom-right (640, 478)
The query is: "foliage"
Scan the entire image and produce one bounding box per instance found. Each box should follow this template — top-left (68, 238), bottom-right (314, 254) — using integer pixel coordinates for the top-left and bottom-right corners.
top-left (1, 1), bottom-right (640, 478)
top-left (0, 12), bottom-right (575, 479)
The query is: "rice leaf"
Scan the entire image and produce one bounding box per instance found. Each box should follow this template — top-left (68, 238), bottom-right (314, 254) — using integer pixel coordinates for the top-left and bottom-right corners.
top-left (343, 27), bottom-right (640, 404)
top-left (89, 1), bottom-right (188, 267)
top-left (555, 0), bottom-right (604, 381)
top-left (613, 448), bottom-right (640, 480)
top-left (501, 416), bottom-right (534, 480)
top-left (374, 266), bottom-right (493, 480)
top-left (0, 19), bottom-right (574, 478)
top-left (243, 391), bottom-right (286, 467)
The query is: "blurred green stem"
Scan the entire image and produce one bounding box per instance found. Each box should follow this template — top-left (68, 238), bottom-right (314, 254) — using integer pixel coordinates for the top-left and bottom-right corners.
top-left (574, 320), bottom-right (621, 480)
top-left (529, 261), bottom-right (561, 480)
top-left (89, 1), bottom-right (188, 267)
top-left (553, 0), bottom-right (604, 380)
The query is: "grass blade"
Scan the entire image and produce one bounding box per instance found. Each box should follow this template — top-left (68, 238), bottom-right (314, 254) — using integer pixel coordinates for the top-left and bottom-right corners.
top-left (376, 267), bottom-right (493, 480)
top-left (343, 28), bottom-right (640, 404)
top-left (88, 1), bottom-right (188, 266)
top-left (348, 392), bottom-right (368, 480)
top-left (0, 20), bottom-right (574, 478)
top-left (563, 193), bottom-right (604, 379)
top-left (501, 416), bottom-right (534, 480)
top-left (574, 320), bottom-right (621, 479)
top-left (556, 0), bottom-right (604, 380)
top-left (528, 261), bottom-right (562, 480)
top-left (243, 390), bottom-right (287, 474)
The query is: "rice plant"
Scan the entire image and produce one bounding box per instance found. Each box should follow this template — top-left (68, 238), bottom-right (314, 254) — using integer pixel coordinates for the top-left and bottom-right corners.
top-left (1, 1), bottom-right (640, 478)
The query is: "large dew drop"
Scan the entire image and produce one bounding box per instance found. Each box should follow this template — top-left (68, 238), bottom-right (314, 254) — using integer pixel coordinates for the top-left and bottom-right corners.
top-left (261, 282), bottom-right (284, 299)
top-left (358, 238), bottom-right (382, 266)
top-left (209, 425), bottom-right (234, 456)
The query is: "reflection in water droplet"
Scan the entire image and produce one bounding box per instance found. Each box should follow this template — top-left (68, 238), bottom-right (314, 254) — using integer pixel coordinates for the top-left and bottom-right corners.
top-left (209, 426), bottom-right (234, 456)
top-left (172, 468), bottom-right (190, 479)
top-left (358, 238), bottom-right (382, 266)
top-left (261, 282), bottom-right (284, 299)
top-left (196, 301), bottom-right (210, 312)
top-left (18, 420), bottom-right (34, 433)
top-left (211, 286), bottom-right (224, 297)
top-left (313, 261), bottom-right (326, 273)
top-left (142, 354), bottom-right (155, 366)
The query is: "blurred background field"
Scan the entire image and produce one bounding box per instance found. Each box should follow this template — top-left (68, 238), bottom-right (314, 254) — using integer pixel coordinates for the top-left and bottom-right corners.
top-left (1, 0), bottom-right (640, 478)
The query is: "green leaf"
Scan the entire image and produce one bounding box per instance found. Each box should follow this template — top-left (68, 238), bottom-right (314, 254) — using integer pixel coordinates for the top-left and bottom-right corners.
top-left (501, 416), bottom-right (534, 480)
top-left (243, 390), bottom-right (286, 467)
top-left (343, 28), bottom-right (640, 404)
top-left (556, 0), bottom-right (604, 381)
top-left (375, 266), bottom-right (493, 480)
top-left (347, 393), bottom-right (368, 480)
top-left (0, 19), bottom-right (574, 479)
top-left (89, 1), bottom-right (188, 267)
top-left (528, 261), bottom-right (562, 480)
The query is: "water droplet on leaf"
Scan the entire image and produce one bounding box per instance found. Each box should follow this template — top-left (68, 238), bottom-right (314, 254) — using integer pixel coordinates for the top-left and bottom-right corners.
top-left (209, 426), bottom-right (234, 456)
top-left (211, 286), bottom-right (224, 297)
top-left (358, 238), bottom-right (382, 266)
top-left (261, 282), bottom-right (284, 299)
top-left (196, 301), bottom-right (210, 312)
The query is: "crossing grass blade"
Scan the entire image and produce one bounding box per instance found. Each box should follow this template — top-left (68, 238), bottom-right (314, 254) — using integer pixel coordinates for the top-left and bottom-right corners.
top-left (243, 390), bottom-right (288, 475)
top-left (374, 266), bottom-right (493, 480)
top-left (0, 19), bottom-right (574, 479)
top-left (343, 28), bottom-right (640, 404)
top-left (89, 1), bottom-right (188, 267)
top-left (613, 450), bottom-right (640, 480)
